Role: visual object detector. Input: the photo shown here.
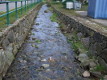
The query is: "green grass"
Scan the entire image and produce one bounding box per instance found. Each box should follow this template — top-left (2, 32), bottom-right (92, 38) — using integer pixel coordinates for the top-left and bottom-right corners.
top-left (79, 4), bottom-right (88, 11)
top-left (0, 3), bottom-right (37, 30)
top-left (94, 64), bottom-right (106, 72)
top-left (50, 2), bottom-right (88, 17)
top-left (0, 12), bottom-right (5, 15)
top-left (50, 2), bottom-right (78, 16)
top-left (0, 8), bottom-right (25, 29)
top-left (50, 13), bottom-right (58, 22)
top-left (35, 40), bottom-right (41, 43)
top-left (68, 38), bottom-right (87, 53)
top-left (66, 30), bottom-right (88, 54)
top-left (91, 64), bottom-right (107, 79)
top-left (50, 2), bottom-right (88, 53)
top-left (67, 39), bottom-right (78, 51)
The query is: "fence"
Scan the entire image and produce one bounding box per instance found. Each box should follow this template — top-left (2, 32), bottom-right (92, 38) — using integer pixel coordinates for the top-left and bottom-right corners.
top-left (0, 0), bottom-right (41, 28)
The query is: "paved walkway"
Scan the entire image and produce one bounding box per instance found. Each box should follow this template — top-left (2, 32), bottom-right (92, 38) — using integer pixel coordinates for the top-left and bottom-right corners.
top-left (3, 4), bottom-right (84, 80)
top-left (76, 11), bottom-right (107, 26)
top-left (0, 1), bottom-right (31, 12)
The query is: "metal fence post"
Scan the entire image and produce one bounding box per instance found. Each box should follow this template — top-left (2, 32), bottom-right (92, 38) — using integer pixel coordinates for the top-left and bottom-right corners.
top-left (27, 0), bottom-right (28, 9)
top-left (21, 1), bottom-right (23, 15)
top-left (25, 0), bottom-right (27, 11)
top-left (34, 0), bottom-right (35, 5)
top-left (30, 0), bottom-right (32, 8)
top-left (6, 2), bottom-right (10, 25)
top-left (34, 0), bottom-right (35, 4)
top-left (35, 0), bottom-right (36, 3)
top-left (15, 1), bottom-right (18, 19)
top-left (33, 0), bottom-right (34, 6)
top-left (32, 0), bottom-right (33, 7)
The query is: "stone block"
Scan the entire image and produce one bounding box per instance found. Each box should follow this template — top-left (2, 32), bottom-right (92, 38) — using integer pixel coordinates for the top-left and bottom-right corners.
top-left (4, 43), bottom-right (14, 66)
top-left (100, 49), bottom-right (107, 63)
top-left (0, 49), bottom-right (5, 74)
top-left (2, 38), bottom-right (10, 49)
top-left (77, 32), bottom-right (83, 40)
top-left (81, 37), bottom-right (90, 49)
top-left (7, 31), bottom-right (14, 43)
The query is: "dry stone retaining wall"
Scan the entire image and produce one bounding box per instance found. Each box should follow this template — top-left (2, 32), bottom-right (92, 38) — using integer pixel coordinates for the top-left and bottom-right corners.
top-left (0, 3), bottom-right (42, 80)
top-left (52, 6), bottom-right (107, 69)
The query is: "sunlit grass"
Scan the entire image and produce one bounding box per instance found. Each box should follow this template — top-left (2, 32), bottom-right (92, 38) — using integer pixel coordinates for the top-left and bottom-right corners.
top-left (50, 13), bottom-right (58, 22)
top-left (0, 3), bottom-right (37, 30)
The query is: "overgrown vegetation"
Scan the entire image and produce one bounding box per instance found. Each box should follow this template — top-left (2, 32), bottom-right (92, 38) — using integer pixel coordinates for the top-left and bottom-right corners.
top-left (67, 31), bottom-right (87, 54)
top-left (49, 2), bottom-right (107, 80)
top-left (49, 6), bottom-right (87, 54)
top-left (50, 13), bottom-right (58, 22)
top-left (93, 64), bottom-right (106, 72)
top-left (59, 19), bottom-right (107, 80)
top-left (35, 40), bottom-right (41, 44)
top-left (0, 12), bottom-right (5, 15)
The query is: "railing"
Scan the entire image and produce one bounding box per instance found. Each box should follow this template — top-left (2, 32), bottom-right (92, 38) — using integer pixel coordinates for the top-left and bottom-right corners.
top-left (0, 0), bottom-right (41, 28)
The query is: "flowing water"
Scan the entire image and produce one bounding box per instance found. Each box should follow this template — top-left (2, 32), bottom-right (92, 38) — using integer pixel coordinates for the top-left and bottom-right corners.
top-left (3, 4), bottom-right (85, 80)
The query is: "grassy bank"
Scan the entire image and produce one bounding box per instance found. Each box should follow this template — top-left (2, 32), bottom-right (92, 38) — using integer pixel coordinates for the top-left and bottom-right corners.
top-left (0, 3), bottom-right (38, 30)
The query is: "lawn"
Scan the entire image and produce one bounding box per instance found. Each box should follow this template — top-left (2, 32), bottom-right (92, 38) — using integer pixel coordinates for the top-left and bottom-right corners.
top-left (0, 3), bottom-right (37, 30)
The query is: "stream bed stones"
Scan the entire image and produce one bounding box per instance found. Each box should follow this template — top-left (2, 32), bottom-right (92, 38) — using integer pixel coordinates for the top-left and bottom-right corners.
top-left (3, 4), bottom-right (85, 80)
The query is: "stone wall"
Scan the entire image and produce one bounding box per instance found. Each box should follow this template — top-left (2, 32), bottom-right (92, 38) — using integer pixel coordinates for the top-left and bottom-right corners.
top-left (51, 6), bottom-right (107, 69)
top-left (0, 3), bottom-right (42, 80)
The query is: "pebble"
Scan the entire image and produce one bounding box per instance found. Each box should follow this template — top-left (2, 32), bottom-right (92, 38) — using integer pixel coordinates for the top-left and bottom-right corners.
top-left (42, 64), bottom-right (49, 68)
top-left (46, 69), bottom-right (51, 72)
top-left (48, 57), bottom-right (55, 62)
top-left (32, 38), bottom-right (36, 40)
top-left (82, 71), bottom-right (90, 78)
top-left (89, 62), bottom-right (96, 68)
top-left (78, 53), bottom-right (89, 63)
top-left (104, 75), bottom-right (107, 80)
top-left (41, 59), bottom-right (47, 62)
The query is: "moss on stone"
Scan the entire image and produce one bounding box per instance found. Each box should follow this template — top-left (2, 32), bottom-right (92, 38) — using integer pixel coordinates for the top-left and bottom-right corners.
top-left (68, 31), bottom-right (88, 54)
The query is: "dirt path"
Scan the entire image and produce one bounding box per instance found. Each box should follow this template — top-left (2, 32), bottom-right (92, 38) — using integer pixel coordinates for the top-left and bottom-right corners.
top-left (3, 4), bottom-right (84, 80)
